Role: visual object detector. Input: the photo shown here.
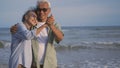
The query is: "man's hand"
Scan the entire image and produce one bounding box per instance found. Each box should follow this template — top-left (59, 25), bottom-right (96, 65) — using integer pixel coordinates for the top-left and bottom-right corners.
top-left (10, 24), bottom-right (17, 34)
top-left (46, 14), bottom-right (54, 26)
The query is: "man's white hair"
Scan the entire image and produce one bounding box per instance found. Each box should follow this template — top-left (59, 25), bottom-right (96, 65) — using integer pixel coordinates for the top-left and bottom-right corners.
top-left (37, 0), bottom-right (51, 8)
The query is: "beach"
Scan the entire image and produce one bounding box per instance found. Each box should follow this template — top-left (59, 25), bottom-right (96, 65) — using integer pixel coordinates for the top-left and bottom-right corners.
top-left (0, 26), bottom-right (120, 68)
top-left (0, 64), bottom-right (8, 68)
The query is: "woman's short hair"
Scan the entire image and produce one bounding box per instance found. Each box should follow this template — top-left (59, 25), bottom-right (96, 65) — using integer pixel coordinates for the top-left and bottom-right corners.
top-left (22, 9), bottom-right (35, 22)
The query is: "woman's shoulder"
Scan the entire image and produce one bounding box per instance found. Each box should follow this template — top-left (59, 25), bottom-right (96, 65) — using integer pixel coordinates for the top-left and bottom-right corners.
top-left (16, 23), bottom-right (27, 31)
top-left (17, 23), bottom-right (24, 27)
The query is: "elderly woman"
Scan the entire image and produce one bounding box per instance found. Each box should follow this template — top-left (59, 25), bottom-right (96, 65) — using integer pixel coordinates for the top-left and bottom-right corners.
top-left (9, 9), bottom-right (47, 68)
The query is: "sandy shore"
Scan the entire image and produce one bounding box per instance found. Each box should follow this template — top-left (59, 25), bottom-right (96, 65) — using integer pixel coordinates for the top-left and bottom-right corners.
top-left (0, 64), bottom-right (8, 68)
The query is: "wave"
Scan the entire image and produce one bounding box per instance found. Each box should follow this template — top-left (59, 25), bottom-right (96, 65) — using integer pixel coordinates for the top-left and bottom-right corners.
top-left (80, 41), bottom-right (120, 45)
top-left (55, 41), bottom-right (120, 50)
top-left (0, 40), bottom-right (11, 48)
top-left (55, 45), bottom-right (120, 50)
top-left (1, 40), bottom-right (120, 50)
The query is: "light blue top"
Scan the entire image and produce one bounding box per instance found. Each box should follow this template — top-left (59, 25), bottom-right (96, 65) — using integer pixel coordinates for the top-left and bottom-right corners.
top-left (9, 23), bottom-right (37, 68)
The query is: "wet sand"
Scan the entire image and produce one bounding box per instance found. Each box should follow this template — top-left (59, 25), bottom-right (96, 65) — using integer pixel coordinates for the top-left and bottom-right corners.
top-left (0, 64), bottom-right (8, 68)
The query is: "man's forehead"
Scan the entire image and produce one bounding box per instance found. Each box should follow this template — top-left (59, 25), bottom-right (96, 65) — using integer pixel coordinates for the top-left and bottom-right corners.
top-left (38, 3), bottom-right (49, 8)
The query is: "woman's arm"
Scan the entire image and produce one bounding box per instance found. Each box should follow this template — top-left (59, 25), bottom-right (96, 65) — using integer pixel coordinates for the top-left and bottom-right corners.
top-left (13, 23), bottom-right (35, 40)
top-left (12, 23), bottom-right (48, 40)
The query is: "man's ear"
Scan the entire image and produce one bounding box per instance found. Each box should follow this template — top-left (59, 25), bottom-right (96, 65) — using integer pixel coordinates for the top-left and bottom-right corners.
top-left (48, 9), bottom-right (51, 17)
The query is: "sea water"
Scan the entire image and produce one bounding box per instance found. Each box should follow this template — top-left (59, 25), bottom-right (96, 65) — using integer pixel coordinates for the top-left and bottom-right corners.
top-left (0, 26), bottom-right (120, 68)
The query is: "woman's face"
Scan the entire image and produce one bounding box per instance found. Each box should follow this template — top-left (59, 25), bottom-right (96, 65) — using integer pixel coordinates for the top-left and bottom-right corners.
top-left (27, 12), bottom-right (38, 26)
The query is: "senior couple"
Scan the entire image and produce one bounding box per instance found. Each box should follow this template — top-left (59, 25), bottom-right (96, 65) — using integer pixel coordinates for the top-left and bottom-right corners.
top-left (9, 0), bottom-right (64, 68)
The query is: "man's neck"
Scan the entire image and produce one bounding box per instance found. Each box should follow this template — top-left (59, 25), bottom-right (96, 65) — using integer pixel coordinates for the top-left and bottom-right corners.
top-left (38, 19), bottom-right (47, 23)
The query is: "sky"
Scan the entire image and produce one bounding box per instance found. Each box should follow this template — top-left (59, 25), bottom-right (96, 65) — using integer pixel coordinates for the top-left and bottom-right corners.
top-left (0, 0), bottom-right (120, 27)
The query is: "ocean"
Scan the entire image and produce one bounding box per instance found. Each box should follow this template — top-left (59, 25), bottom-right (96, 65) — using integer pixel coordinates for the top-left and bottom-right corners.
top-left (0, 26), bottom-right (120, 68)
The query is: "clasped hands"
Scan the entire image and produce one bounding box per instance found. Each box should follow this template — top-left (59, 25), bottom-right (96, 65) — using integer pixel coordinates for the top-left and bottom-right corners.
top-left (46, 14), bottom-right (55, 26)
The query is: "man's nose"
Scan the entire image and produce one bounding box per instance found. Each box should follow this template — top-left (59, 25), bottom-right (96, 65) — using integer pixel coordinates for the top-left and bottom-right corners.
top-left (40, 10), bottom-right (44, 14)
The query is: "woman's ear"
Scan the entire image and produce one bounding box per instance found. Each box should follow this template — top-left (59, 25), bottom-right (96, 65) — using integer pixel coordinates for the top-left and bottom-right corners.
top-left (25, 15), bottom-right (29, 21)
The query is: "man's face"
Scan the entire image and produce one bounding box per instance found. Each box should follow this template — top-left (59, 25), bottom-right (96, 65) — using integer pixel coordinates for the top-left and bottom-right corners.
top-left (37, 2), bottom-right (50, 22)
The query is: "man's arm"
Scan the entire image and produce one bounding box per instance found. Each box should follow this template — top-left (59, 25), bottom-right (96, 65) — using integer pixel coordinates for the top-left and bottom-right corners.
top-left (10, 24), bottom-right (17, 34)
top-left (46, 15), bottom-right (64, 42)
top-left (10, 23), bottom-right (48, 40)
top-left (12, 23), bottom-right (36, 40)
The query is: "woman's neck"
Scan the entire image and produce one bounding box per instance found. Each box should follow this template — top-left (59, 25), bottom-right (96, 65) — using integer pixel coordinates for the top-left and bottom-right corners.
top-left (23, 22), bottom-right (31, 30)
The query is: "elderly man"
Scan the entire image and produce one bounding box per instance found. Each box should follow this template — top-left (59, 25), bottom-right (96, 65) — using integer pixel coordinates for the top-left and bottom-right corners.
top-left (31, 0), bottom-right (64, 68)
